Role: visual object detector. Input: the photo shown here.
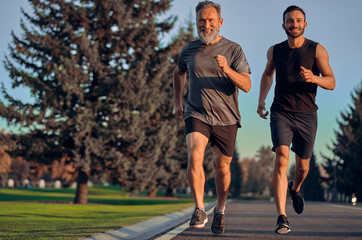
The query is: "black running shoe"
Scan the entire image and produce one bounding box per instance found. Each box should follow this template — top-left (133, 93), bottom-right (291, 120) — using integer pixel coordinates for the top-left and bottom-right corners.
top-left (189, 208), bottom-right (208, 228)
top-left (288, 180), bottom-right (305, 214)
top-left (211, 207), bottom-right (225, 235)
top-left (275, 215), bottom-right (291, 234)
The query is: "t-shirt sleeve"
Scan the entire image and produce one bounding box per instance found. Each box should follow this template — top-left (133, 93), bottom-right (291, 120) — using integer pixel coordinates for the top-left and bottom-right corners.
top-left (177, 46), bottom-right (188, 73)
top-left (231, 45), bottom-right (251, 74)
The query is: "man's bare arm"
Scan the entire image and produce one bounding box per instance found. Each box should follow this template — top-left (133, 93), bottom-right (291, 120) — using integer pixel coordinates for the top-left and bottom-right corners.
top-left (300, 44), bottom-right (335, 90)
top-left (173, 67), bottom-right (187, 118)
top-left (215, 55), bottom-right (251, 93)
top-left (257, 46), bottom-right (275, 119)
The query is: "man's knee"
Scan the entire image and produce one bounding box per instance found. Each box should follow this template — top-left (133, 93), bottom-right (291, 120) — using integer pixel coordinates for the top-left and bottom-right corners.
top-left (274, 146), bottom-right (290, 170)
top-left (189, 149), bottom-right (204, 162)
top-left (215, 162), bottom-right (230, 176)
top-left (213, 154), bottom-right (232, 176)
top-left (296, 157), bottom-right (310, 173)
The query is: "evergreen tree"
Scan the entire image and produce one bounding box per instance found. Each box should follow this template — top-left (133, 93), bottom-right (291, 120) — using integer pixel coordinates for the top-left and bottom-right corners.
top-left (131, 20), bottom-right (197, 196)
top-left (324, 81), bottom-right (362, 201)
top-left (0, 0), bottom-right (179, 203)
top-left (321, 154), bottom-right (342, 202)
top-left (148, 19), bottom-right (216, 197)
top-left (229, 149), bottom-right (242, 198)
top-left (302, 152), bottom-right (324, 201)
top-left (202, 146), bottom-right (217, 196)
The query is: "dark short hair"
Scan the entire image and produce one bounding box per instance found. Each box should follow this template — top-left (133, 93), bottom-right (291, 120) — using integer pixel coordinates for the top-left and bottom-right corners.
top-left (283, 5), bottom-right (306, 23)
top-left (195, 1), bottom-right (221, 18)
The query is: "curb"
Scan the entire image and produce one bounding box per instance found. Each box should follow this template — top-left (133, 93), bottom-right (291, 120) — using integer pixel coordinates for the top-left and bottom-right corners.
top-left (82, 201), bottom-right (216, 240)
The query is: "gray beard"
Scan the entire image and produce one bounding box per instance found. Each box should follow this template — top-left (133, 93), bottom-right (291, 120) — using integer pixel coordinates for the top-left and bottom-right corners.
top-left (198, 27), bottom-right (220, 44)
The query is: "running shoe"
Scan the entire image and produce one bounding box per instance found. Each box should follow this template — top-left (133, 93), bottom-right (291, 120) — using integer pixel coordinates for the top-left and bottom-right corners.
top-left (211, 207), bottom-right (225, 235)
top-left (288, 180), bottom-right (305, 214)
top-left (189, 208), bottom-right (208, 228)
top-left (275, 215), bottom-right (291, 234)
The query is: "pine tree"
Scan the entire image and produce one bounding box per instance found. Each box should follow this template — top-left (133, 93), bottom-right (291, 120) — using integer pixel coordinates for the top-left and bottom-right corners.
top-left (160, 22), bottom-right (197, 196)
top-left (321, 154), bottom-right (342, 202)
top-left (143, 19), bottom-right (218, 197)
top-left (302, 152), bottom-right (324, 201)
top-left (229, 149), bottom-right (242, 198)
top-left (129, 20), bottom-right (197, 196)
top-left (0, 0), bottom-right (179, 203)
top-left (324, 81), bottom-right (362, 201)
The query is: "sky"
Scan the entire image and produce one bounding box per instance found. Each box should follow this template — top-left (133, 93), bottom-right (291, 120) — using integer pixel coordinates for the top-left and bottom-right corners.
top-left (1, 0), bottom-right (362, 163)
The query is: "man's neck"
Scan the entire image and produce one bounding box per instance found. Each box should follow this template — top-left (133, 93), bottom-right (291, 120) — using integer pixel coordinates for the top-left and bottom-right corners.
top-left (287, 36), bottom-right (305, 49)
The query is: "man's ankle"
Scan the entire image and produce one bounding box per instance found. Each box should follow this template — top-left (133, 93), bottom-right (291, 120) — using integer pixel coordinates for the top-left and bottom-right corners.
top-left (215, 206), bottom-right (225, 214)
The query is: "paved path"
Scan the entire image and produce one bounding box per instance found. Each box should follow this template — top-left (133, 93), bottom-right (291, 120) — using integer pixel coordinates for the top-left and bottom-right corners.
top-left (85, 200), bottom-right (362, 240)
top-left (153, 200), bottom-right (362, 240)
top-left (83, 202), bottom-right (216, 240)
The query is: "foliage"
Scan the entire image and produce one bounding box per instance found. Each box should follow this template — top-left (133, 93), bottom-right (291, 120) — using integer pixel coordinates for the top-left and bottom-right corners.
top-left (243, 158), bottom-right (264, 195)
top-left (124, 20), bottom-right (197, 195)
top-left (323, 81), bottom-right (362, 201)
top-left (0, 131), bottom-right (19, 186)
top-left (302, 152), bottom-right (325, 201)
top-left (229, 149), bottom-right (242, 198)
top-left (289, 153), bottom-right (325, 201)
top-left (239, 146), bottom-right (274, 197)
top-left (0, 0), bottom-right (201, 202)
top-left (255, 145), bottom-right (274, 196)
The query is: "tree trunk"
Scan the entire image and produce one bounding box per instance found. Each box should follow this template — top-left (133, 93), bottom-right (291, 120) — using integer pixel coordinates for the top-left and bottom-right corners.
top-left (148, 187), bottom-right (158, 197)
top-left (74, 168), bottom-right (90, 204)
top-left (165, 187), bottom-right (174, 197)
top-left (0, 173), bottom-right (8, 187)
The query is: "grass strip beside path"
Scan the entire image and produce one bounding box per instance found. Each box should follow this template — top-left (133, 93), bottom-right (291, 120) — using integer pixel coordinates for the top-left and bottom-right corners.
top-left (0, 187), bottom-right (195, 240)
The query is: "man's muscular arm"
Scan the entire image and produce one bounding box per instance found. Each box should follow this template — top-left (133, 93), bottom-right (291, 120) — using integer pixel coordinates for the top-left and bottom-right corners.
top-left (172, 66), bottom-right (187, 118)
top-left (257, 46), bottom-right (275, 119)
top-left (215, 55), bottom-right (251, 93)
top-left (300, 44), bottom-right (335, 90)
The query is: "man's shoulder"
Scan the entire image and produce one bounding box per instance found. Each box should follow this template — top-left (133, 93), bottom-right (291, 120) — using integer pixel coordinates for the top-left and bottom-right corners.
top-left (219, 37), bottom-right (241, 48)
top-left (305, 38), bottom-right (319, 48)
top-left (305, 38), bottom-right (318, 44)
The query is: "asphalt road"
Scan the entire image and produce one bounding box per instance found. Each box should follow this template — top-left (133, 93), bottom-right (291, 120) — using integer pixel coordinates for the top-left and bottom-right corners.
top-left (153, 200), bottom-right (362, 240)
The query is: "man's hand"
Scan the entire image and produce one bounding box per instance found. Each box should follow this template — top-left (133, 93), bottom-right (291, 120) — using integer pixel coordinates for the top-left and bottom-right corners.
top-left (300, 66), bottom-right (316, 83)
top-left (215, 55), bottom-right (231, 73)
top-left (257, 101), bottom-right (269, 119)
top-left (172, 104), bottom-right (183, 119)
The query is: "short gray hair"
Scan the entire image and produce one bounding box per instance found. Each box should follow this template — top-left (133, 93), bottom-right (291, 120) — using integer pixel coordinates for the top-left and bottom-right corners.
top-left (195, 1), bottom-right (221, 18)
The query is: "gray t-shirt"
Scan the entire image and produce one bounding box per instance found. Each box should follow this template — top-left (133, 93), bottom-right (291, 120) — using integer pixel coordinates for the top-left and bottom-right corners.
top-left (178, 37), bottom-right (251, 127)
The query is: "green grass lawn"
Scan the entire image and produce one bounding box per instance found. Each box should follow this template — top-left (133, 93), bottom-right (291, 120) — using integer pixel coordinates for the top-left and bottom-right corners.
top-left (0, 187), bottom-right (195, 240)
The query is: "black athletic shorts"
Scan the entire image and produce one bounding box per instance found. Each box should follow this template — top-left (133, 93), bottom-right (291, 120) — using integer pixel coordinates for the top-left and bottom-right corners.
top-left (185, 117), bottom-right (238, 157)
top-left (270, 109), bottom-right (317, 159)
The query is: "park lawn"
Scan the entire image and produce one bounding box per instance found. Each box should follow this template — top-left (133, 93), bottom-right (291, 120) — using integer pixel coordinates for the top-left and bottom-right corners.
top-left (0, 187), bottom-right (195, 240)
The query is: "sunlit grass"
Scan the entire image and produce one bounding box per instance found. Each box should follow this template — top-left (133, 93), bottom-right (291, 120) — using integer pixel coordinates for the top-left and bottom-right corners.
top-left (0, 187), bottom-right (195, 240)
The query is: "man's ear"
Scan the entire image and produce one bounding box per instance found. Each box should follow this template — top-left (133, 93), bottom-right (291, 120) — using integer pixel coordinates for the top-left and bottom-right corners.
top-left (219, 17), bottom-right (223, 27)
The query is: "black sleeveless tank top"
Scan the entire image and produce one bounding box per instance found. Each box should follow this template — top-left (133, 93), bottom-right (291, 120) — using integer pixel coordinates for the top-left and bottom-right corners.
top-left (272, 38), bottom-right (320, 112)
